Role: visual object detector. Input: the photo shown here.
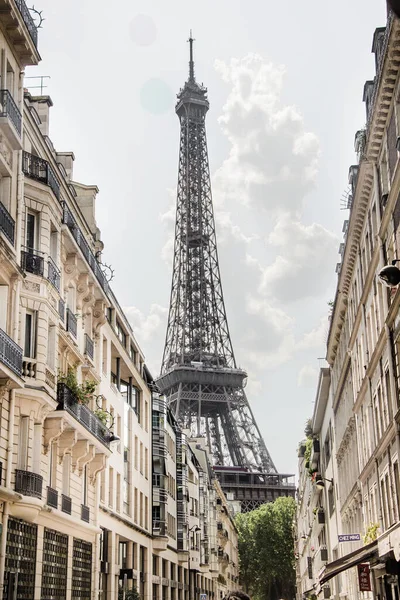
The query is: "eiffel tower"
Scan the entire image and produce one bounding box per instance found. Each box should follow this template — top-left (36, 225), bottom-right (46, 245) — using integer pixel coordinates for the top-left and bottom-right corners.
top-left (156, 34), bottom-right (295, 511)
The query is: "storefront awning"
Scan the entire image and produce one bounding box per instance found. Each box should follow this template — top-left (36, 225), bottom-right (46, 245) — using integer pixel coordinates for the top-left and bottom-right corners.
top-left (319, 540), bottom-right (378, 586)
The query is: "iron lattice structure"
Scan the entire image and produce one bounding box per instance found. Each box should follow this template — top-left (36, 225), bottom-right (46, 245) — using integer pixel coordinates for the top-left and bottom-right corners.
top-left (157, 37), bottom-right (294, 508)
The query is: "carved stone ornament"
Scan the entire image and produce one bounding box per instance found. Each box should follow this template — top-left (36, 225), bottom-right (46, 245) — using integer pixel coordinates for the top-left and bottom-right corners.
top-left (23, 280), bottom-right (40, 293)
top-left (0, 378), bottom-right (11, 400)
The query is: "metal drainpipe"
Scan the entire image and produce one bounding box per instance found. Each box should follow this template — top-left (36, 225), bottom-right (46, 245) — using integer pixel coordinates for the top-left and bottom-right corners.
top-left (0, 388), bottom-right (16, 599)
top-left (15, 150), bottom-right (24, 266)
top-left (12, 278), bottom-right (20, 343)
top-left (93, 474), bottom-right (100, 599)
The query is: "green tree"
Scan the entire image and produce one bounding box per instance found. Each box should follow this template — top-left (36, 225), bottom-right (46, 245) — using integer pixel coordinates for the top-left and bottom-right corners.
top-left (235, 497), bottom-right (296, 600)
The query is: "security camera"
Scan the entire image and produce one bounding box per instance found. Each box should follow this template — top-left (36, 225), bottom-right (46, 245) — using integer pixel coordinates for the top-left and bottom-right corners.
top-left (378, 262), bottom-right (400, 288)
top-left (388, 0), bottom-right (400, 19)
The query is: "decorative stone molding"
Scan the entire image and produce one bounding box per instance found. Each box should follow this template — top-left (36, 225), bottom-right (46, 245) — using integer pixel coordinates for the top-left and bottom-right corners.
top-left (63, 253), bottom-right (78, 286)
top-left (0, 378), bottom-right (11, 400)
top-left (93, 299), bottom-right (107, 334)
top-left (43, 417), bottom-right (65, 454)
top-left (336, 416), bottom-right (356, 466)
top-left (58, 430), bottom-right (77, 464)
top-left (23, 280), bottom-right (40, 293)
top-left (88, 453), bottom-right (106, 483)
top-left (71, 439), bottom-right (89, 472)
top-left (77, 444), bottom-right (95, 474)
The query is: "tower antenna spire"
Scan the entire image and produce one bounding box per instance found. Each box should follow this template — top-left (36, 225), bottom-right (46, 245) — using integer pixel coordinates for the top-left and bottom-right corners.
top-left (188, 30), bottom-right (195, 82)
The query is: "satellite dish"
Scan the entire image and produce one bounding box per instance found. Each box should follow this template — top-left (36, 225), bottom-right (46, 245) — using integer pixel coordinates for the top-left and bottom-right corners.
top-left (378, 264), bottom-right (400, 287)
top-left (388, 0), bottom-right (400, 19)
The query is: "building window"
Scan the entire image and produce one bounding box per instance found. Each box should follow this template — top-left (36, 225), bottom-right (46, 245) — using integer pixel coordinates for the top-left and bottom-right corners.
top-left (17, 416), bottom-right (29, 470)
top-left (116, 319), bottom-right (127, 347)
top-left (24, 310), bottom-right (37, 358)
top-left (46, 322), bottom-right (56, 370)
top-left (26, 211), bottom-right (38, 250)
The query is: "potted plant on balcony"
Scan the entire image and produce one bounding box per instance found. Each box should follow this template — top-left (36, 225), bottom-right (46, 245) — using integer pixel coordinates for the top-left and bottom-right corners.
top-left (94, 408), bottom-right (110, 425)
top-left (58, 369), bottom-right (96, 405)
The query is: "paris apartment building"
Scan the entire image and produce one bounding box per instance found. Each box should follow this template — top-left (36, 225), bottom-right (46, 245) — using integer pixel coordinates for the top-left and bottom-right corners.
top-left (296, 8), bottom-right (400, 600)
top-left (0, 2), bottom-right (239, 599)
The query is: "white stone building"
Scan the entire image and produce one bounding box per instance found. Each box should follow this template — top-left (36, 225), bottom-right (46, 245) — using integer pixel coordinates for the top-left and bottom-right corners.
top-left (0, 3), bottom-right (239, 599)
top-left (297, 8), bottom-right (400, 600)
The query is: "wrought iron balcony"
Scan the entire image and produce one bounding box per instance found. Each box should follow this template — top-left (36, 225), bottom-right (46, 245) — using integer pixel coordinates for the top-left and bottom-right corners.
top-left (61, 493), bottom-right (72, 514)
top-left (81, 504), bottom-right (90, 522)
top-left (61, 202), bottom-right (109, 297)
top-left (57, 382), bottom-right (111, 448)
top-left (0, 89), bottom-right (21, 136)
top-left (21, 248), bottom-right (44, 276)
top-left (84, 333), bottom-right (94, 360)
top-left (15, 469), bottom-right (43, 498)
top-left (66, 308), bottom-right (77, 338)
top-left (22, 151), bottom-right (60, 200)
top-left (0, 328), bottom-right (22, 377)
top-left (47, 257), bottom-right (60, 291)
top-left (15, 0), bottom-right (38, 47)
top-left (46, 486), bottom-right (58, 508)
top-left (0, 200), bottom-right (14, 244)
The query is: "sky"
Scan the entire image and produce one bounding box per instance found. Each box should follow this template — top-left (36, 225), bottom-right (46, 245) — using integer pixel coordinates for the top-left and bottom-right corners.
top-left (27, 0), bottom-right (387, 476)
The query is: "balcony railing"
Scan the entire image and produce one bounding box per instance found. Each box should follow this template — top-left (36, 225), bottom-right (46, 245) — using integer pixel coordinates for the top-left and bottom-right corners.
top-left (46, 486), bottom-right (58, 508)
top-left (57, 382), bottom-right (110, 448)
top-left (22, 151), bottom-right (60, 200)
top-left (66, 308), bottom-right (77, 338)
top-left (84, 333), bottom-right (94, 360)
top-left (15, 0), bottom-right (38, 47)
top-left (0, 89), bottom-right (21, 135)
top-left (47, 257), bottom-right (60, 291)
top-left (0, 200), bottom-right (15, 244)
top-left (81, 504), bottom-right (90, 522)
top-left (153, 520), bottom-right (166, 536)
top-left (61, 494), bottom-right (72, 514)
top-left (61, 202), bottom-right (109, 297)
top-left (21, 248), bottom-right (44, 276)
top-left (15, 469), bottom-right (43, 498)
top-left (0, 328), bottom-right (22, 377)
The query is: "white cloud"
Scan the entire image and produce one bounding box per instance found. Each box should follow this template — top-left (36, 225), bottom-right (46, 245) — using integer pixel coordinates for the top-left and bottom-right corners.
top-left (297, 365), bottom-right (319, 388)
top-left (298, 316), bottom-right (330, 351)
top-left (124, 304), bottom-right (168, 344)
top-left (213, 54), bottom-right (319, 217)
top-left (257, 215), bottom-right (339, 303)
top-left (238, 296), bottom-right (296, 369)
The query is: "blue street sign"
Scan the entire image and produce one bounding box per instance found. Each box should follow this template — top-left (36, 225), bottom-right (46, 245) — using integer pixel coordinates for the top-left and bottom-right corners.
top-left (338, 534), bottom-right (361, 542)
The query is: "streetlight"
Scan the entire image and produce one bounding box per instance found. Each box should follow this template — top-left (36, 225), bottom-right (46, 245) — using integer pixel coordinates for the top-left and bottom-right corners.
top-left (315, 476), bottom-right (333, 490)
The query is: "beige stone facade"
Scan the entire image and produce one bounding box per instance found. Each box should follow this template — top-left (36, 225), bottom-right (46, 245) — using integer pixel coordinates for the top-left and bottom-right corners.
top-left (0, 3), bottom-right (239, 600)
top-left (296, 8), bottom-right (400, 600)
